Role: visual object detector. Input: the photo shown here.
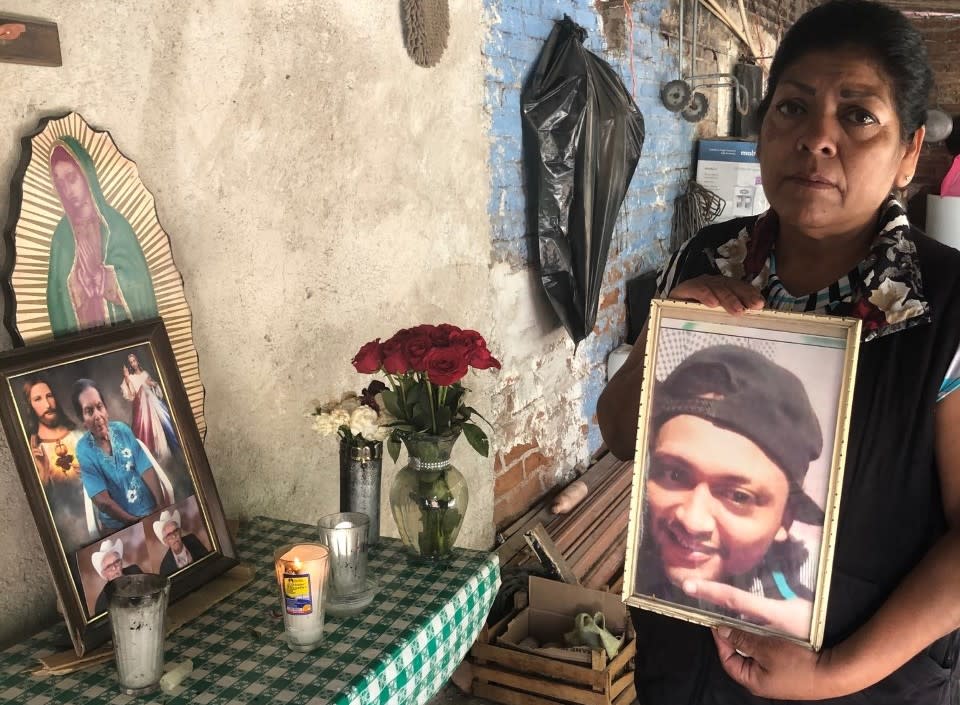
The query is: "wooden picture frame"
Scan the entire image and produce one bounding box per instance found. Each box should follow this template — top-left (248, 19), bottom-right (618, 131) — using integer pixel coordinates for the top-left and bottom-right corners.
top-left (622, 300), bottom-right (861, 650)
top-left (0, 15), bottom-right (61, 67)
top-left (1, 112), bottom-right (206, 436)
top-left (0, 319), bottom-right (236, 655)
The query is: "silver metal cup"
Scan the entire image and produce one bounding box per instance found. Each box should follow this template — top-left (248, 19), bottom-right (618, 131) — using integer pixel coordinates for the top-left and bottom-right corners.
top-left (318, 512), bottom-right (369, 595)
top-left (106, 574), bottom-right (170, 695)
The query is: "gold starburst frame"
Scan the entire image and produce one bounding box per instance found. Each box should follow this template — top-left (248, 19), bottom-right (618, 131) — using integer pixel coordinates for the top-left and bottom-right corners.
top-left (2, 112), bottom-right (205, 435)
top-left (622, 300), bottom-right (861, 651)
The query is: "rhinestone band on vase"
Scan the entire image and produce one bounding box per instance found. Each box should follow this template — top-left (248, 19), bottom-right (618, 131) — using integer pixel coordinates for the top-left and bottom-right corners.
top-left (409, 457), bottom-right (450, 471)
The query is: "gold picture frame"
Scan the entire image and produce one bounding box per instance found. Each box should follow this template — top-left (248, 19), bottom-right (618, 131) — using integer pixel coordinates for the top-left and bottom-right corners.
top-left (2, 112), bottom-right (206, 436)
top-left (622, 300), bottom-right (861, 650)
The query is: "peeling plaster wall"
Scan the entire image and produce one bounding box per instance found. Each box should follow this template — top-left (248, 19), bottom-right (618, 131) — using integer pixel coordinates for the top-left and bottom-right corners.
top-left (484, 0), bottom-right (695, 523)
top-left (482, 0), bottom-right (821, 526)
top-left (0, 0), bottom-right (492, 646)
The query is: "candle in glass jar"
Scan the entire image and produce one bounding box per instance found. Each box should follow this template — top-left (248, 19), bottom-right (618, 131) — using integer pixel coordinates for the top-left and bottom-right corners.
top-left (318, 512), bottom-right (370, 595)
top-left (273, 543), bottom-right (329, 652)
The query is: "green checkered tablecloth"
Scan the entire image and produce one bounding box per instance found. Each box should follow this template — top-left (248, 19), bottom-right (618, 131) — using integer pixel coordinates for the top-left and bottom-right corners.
top-left (0, 516), bottom-right (501, 705)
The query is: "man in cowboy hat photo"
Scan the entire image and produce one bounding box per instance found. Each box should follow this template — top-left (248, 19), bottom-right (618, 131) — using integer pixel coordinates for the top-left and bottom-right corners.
top-left (636, 344), bottom-right (825, 640)
top-left (153, 509), bottom-right (208, 577)
top-left (91, 537), bottom-right (142, 615)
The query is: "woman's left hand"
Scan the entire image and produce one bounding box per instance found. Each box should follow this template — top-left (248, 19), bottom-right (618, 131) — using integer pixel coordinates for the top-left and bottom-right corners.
top-left (712, 627), bottom-right (843, 700)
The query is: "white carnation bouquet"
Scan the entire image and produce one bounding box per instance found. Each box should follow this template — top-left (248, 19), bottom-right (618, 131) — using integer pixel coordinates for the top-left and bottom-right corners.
top-left (310, 381), bottom-right (394, 447)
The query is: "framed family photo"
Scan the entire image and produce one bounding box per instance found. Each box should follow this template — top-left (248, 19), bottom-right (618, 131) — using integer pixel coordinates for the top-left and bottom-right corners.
top-left (0, 319), bottom-right (236, 655)
top-left (622, 300), bottom-right (861, 650)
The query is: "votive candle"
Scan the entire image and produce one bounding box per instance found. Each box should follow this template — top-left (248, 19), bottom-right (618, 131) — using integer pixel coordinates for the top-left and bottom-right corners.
top-left (273, 543), bottom-right (329, 651)
top-left (318, 512), bottom-right (369, 595)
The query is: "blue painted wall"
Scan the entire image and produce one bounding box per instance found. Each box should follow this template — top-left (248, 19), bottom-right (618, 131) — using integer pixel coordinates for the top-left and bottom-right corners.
top-left (483, 0), bottom-right (696, 454)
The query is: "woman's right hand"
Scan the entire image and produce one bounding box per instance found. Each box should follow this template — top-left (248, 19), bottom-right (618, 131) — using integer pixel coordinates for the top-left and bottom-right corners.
top-left (669, 275), bottom-right (764, 314)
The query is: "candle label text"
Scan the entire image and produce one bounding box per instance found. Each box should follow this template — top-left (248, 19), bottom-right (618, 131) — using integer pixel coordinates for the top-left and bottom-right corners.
top-left (282, 573), bottom-right (313, 615)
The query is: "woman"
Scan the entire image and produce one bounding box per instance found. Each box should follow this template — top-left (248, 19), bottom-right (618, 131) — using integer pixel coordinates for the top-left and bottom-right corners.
top-left (598, 1), bottom-right (960, 702)
top-left (47, 136), bottom-right (158, 336)
top-left (121, 353), bottom-right (179, 464)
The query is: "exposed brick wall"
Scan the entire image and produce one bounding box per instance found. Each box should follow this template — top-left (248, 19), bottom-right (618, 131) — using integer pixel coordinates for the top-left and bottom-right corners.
top-left (906, 15), bottom-right (960, 228)
top-left (662, 0), bottom-right (819, 137)
top-left (483, 0), bottom-right (694, 527)
top-left (482, 0), bottom-right (824, 529)
top-left (493, 439), bottom-right (555, 523)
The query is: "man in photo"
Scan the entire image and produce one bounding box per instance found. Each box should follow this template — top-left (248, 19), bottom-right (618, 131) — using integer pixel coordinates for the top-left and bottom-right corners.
top-left (638, 345), bottom-right (823, 639)
top-left (23, 377), bottom-right (83, 486)
top-left (21, 377), bottom-right (95, 551)
top-left (91, 537), bottom-right (142, 614)
top-left (73, 378), bottom-right (163, 531)
top-left (153, 509), bottom-right (208, 576)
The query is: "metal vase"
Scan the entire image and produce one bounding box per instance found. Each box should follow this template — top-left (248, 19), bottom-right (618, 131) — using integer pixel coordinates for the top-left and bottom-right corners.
top-left (339, 440), bottom-right (382, 545)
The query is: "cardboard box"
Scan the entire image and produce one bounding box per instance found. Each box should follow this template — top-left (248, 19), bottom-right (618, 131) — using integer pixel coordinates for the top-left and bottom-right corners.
top-left (469, 577), bottom-right (636, 705)
top-left (498, 576), bottom-right (627, 665)
top-left (695, 138), bottom-right (768, 223)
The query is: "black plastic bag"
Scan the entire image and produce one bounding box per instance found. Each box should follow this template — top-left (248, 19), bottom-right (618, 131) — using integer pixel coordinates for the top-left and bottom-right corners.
top-left (522, 16), bottom-right (645, 345)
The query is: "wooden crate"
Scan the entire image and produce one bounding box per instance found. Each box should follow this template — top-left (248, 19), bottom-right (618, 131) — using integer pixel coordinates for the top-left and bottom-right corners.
top-left (469, 615), bottom-right (636, 705)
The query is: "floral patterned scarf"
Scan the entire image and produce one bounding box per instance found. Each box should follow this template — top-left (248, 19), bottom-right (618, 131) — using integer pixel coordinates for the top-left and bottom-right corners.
top-left (708, 197), bottom-right (930, 342)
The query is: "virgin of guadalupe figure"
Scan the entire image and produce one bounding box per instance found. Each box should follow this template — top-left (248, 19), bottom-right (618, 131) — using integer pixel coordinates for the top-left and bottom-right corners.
top-left (121, 353), bottom-right (180, 464)
top-left (46, 136), bottom-right (158, 336)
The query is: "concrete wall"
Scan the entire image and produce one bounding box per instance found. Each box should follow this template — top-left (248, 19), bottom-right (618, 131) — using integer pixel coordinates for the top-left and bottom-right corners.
top-left (0, 0), bottom-right (494, 646)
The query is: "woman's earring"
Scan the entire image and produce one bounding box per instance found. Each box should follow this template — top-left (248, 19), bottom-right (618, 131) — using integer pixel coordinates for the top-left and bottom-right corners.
top-left (901, 174), bottom-right (913, 188)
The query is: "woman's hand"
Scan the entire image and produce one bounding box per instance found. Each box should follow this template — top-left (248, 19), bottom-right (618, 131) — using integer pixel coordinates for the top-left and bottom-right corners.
top-left (684, 580), bottom-right (812, 639)
top-left (669, 275), bottom-right (764, 314)
top-left (712, 626), bottom-right (845, 700)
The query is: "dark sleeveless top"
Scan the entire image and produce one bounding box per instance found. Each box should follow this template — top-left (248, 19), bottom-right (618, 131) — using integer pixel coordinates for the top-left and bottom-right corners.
top-left (631, 215), bottom-right (960, 705)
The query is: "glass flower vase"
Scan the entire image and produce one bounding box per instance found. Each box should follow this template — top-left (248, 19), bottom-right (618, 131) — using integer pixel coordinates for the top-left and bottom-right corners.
top-left (389, 431), bottom-right (468, 561)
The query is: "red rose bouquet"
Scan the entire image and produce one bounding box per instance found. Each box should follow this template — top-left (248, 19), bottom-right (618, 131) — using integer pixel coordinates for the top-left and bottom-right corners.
top-left (351, 323), bottom-right (500, 462)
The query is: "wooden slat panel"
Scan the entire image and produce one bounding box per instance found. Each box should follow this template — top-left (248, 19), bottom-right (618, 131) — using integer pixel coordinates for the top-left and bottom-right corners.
top-left (612, 684), bottom-right (637, 705)
top-left (473, 681), bottom-right (568, 705)
top-left (472, 664), bottom-right (606, 705)
top-left (888, 0), bottom-right (960, 13)
top-left (471, 643), bottom-right (598, 686)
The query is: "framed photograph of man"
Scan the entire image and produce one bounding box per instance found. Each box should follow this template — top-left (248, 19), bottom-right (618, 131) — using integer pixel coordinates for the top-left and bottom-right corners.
top-left (0, 319), bottom-right (236, 655)
top-left (622, 300), bottom-right (861, 650)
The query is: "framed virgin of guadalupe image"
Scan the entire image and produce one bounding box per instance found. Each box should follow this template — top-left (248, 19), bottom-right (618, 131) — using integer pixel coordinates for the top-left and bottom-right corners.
top-left (1, 112), bottom-right (207, 436)
top-left (622, 300), bottom-right (861, 650)
top-left (0, 319), bottom-right (236, 655)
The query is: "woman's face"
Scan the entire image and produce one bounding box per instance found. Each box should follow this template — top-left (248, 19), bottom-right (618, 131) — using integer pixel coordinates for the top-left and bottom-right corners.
top-left (79, 387), bottom-right (110, 443)
top-left (51, 156), bottom-right (95, 221)
top-left (758, 47), bottom-right (924, 240)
